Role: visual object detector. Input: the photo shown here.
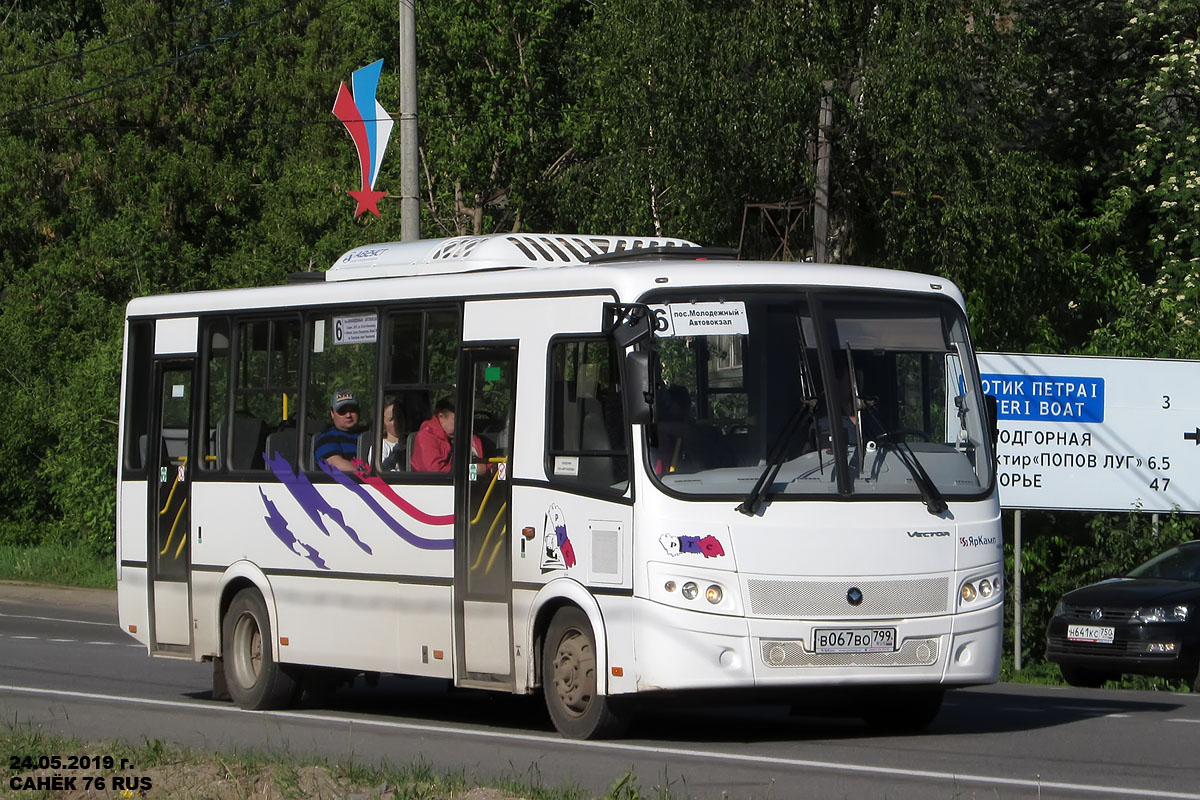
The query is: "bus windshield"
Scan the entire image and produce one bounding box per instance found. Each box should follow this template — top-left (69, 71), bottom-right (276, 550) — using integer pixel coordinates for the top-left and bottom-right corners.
top-left (645, 290), bottom-right (993, 504)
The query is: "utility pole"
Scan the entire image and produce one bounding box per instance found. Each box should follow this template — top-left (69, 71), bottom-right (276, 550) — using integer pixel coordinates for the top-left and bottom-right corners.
top-left (813, 83), bottom-right (833, 263)
top-left (399, 0), bottom-right (419, 241)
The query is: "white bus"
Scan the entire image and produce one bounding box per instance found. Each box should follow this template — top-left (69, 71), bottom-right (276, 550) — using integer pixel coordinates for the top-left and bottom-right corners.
top-left (116, 233), bottom-right (1002, 739)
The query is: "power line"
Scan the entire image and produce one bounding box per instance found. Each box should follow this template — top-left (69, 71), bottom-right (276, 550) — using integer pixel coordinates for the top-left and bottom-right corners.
top-left (0, 0), bottom-right (244, 78)
top-left (0, 92), bottom-right (804, 136)
top-left (0, 0), bottom-right (354, 122)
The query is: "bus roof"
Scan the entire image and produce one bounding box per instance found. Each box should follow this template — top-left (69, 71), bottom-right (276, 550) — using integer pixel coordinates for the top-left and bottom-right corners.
top-left (124, 235), bottom-right (967, 318)
top-left (326, 234), bottom-right (700, 281)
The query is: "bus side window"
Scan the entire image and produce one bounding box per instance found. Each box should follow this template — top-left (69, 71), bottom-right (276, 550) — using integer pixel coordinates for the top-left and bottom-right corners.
top-left (200, 319), bottom-right (229, 471)
top-left (232, 317), bottom-right (301, 470)
top-left (306, 310), bottom-right (378, 472)
top-left (122, 321), bottom-right (154, 474)
top-left (546, 338), bottom-right (629, 494)
top-left (379, 308), bottom-right (460, 475)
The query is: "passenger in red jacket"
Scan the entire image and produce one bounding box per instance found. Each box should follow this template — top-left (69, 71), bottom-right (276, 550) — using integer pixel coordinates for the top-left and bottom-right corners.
top-left (410, 397), bottom-right (483, 473)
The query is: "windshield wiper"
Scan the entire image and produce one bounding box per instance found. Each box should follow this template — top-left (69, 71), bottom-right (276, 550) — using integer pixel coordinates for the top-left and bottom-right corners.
top-left (736, 399), bottom-right (817, 516)
top-left (878, 434), bottom-right (948, 515)
top-left (737, 312), bottom-right (820, 516)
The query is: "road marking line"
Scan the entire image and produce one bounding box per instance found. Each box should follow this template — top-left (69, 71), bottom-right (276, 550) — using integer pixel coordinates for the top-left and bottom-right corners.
top-left (0, 612), bottom-right (112, 627)
top-left (0, 684), bottom-right (1197, 800)
top-left (1168, 718), bottom-right (1200, 724)
top-left (48, 638), bottom-right (76, 643)
top-left (10, 636), bottom-right (37, 640)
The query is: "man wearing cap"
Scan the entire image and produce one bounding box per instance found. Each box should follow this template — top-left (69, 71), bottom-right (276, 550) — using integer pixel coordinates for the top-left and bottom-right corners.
top-left (315, 389), bottom-right (364, 473)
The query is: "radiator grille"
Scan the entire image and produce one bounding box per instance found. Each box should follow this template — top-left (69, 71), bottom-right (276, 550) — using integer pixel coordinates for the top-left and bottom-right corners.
top-left (760, 638), bottom-right (940, 668)
top-left (1058, 604), bottom-right (1137, 622)
top-left (747, 576), bottom-right (949, 618)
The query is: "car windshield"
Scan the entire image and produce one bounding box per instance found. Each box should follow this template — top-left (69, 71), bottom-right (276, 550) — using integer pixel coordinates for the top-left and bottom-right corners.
top-left (1127, 543), bottom-right (1200, 581)
top-left (643, 290), bottom-right (993, 504)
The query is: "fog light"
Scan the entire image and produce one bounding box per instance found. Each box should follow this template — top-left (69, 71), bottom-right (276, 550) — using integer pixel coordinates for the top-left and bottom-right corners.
top-left (978, 579), bottom-right (993, 598)
top-left (664, 580), bottom-right (676, 593)
top-left (1142, 642), bottom-right (1178, 654)
top-left (705, 585), bottom-right (723, 604)
top-left (681, 581), bottom-right (699, 600)
top-left (961, 583), bottom-right (977, 603)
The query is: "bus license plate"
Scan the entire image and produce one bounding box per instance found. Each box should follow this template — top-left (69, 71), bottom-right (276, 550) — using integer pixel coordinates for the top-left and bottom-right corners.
top-left (813, 627), bottom-right (896, 654)
top-left (1067, 624), bottom-right (1115, 644)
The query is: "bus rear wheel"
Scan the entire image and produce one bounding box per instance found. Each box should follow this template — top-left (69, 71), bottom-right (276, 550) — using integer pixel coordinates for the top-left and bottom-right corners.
top-left (542, 607), bottom-right (628, 739)
top-left (222, 588), bottom-right (299, 710)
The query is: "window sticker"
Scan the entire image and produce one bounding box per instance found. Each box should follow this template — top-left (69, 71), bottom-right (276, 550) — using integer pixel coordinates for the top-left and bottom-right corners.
top-left (332, 314), bottom-right (378, 344)
top-left (651, 301), bottom-right (748, 337)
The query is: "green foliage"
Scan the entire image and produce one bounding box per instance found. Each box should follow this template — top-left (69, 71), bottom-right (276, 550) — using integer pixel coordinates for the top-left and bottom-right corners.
top-left (1, 0), bottom-right (1198, 615)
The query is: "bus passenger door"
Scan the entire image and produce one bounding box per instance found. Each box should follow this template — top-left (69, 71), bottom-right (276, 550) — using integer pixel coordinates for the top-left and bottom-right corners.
top-left (148, 360), bottom-right (194, 652)
top-left (454, 346), bottom-right (517, 687)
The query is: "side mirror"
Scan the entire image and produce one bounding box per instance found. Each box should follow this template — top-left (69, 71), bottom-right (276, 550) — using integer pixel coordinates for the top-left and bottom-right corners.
top-left (604, 303), bottom-right (652, 349)
top-left (985, 394), bottom-right (998, 447)
top-left (623, 350), bottom-right (658, 426)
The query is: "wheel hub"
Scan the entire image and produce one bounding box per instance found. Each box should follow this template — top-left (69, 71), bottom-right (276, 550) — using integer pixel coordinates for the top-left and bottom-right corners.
top-left (553, 629), bottom-right (593, 717)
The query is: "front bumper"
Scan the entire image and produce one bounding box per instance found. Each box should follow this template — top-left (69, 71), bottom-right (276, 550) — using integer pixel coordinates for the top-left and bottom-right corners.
top-left (627, 597), bottom-right (1002, 694)
top-left (1046, 618), bottom-right (1200, 679)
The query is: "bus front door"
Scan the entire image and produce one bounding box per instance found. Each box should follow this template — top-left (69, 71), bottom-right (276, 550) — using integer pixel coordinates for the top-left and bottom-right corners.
top-left (148, 360), bottom-right (194, 652)
top-left (454, 346), bottom-right (517, 688)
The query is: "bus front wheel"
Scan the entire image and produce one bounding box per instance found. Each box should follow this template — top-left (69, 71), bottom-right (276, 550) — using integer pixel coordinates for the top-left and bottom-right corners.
top-left (222, 588), bottom-right (299, 710)
top-left (542, 607), bottom-right (628, 739)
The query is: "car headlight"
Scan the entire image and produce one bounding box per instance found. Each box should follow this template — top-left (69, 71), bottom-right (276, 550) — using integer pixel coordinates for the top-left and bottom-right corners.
top-left (1052, 599), bottom-right (1066, 617)
top-left (1133, 605), bottom-right (1189, 623)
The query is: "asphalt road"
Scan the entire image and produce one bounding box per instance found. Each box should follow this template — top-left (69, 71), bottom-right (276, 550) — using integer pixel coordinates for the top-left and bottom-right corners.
top-left (2, 582), bottom-right (1199, 799)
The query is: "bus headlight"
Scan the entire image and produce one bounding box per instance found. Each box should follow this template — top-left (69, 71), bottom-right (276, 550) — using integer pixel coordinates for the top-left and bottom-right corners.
top-left (959, 572), bottom-right (1004, 609)
top-left (647, 563), bottom-right (739, 616)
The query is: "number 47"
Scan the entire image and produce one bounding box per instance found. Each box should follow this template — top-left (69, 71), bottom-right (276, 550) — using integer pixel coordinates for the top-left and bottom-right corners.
top-left (1150, 477), bottom-right (1170, 491)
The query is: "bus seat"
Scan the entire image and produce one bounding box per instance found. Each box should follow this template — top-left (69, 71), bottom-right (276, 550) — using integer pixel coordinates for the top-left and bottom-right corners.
top-left (578, 399), bottom-right (614, 485)
top-left (405, 431), bottom-right (418, 471)
top-left (229, 415), bottom-right (268, 470)
top-left (161, 428), bottom-right (188, 459)
top-left (264, 428), bottom-right (300, 468)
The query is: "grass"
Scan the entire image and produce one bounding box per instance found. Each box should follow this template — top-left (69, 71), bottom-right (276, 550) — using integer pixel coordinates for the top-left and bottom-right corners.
top-left (1003, 657), bottom-right (1192, 692)
top-left (0, 541), bottom-right (115, 589)
top-left (0, 724), bottom-right (613, 800)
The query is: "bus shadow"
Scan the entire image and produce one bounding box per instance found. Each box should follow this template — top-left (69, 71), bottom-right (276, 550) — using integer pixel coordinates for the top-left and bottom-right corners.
top-left (229, 678), bottom-right (1192, 744)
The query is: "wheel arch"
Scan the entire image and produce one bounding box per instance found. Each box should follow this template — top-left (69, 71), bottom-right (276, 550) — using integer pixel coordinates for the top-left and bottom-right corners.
top-left (525, 578), bottom-right (609, 695)
top-left (216, 562), bottom-right (278, 661)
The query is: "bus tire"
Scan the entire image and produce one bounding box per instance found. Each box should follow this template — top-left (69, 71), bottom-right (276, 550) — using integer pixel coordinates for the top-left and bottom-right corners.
top-left (542, 607), bottom-right (628, 739)
top-left (222, 588), bottom-right (298, 710)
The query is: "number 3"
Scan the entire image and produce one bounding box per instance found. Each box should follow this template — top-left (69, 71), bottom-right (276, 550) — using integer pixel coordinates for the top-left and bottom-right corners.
top-left (1163, 395), bottom-right (1171, 409)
